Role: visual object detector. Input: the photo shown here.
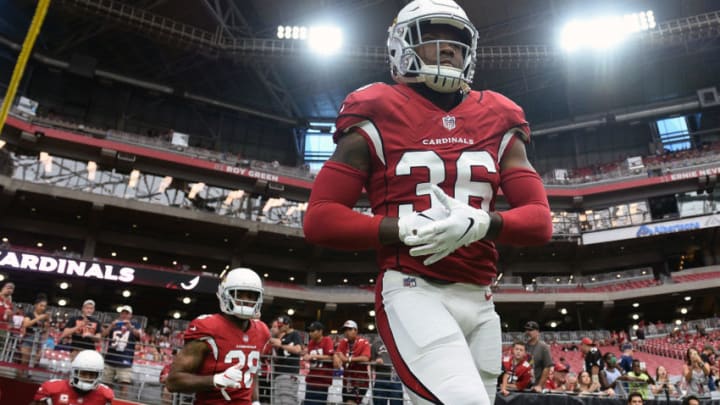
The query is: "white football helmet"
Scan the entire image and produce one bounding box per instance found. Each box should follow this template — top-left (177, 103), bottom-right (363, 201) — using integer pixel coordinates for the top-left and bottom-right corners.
top-left (387, 0), bottom-right (478, 93)
top-left (70, 350), bottom-right (104, 391)
top-left (217, 267), bottom-right (263, 319)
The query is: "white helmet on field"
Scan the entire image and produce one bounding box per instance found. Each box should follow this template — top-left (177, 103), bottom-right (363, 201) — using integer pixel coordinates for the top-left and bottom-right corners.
top-left (387, 0), bottom-right (478, 93)
top-left (217, 267), bottom-right (263, 319)
top-left (70, 350), bottom-right (104, 391)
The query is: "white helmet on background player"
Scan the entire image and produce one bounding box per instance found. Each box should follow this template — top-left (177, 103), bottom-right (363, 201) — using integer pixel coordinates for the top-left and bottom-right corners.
top-left (387, 0), bottom-right (478, 93)
top-left (70, 350), bottom-right (105, 391)
top-left (217, 267), bottom-right (263, 319)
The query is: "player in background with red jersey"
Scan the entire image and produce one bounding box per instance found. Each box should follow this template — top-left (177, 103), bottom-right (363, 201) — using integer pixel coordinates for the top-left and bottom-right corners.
top-left (303, 0), bottom-right (552, 403)
top-left (32, 349), bottom-right (114, 405)
top-left (166, 268), bottom-right (270, 405)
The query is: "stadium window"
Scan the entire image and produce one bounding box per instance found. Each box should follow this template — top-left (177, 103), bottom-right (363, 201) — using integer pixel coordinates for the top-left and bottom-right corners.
top-left (656, 117), bottom-right (690, 151)
top-left (303, 122), bottom-right (336, 172)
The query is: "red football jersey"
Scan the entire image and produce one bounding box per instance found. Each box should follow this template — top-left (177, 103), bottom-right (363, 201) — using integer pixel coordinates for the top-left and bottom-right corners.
top-left (305, 336), bottom-right (335, 387)
top-left (334, 83), bottom-right (530, 285)
top-left (336, 337), bottom-right (371, 388)
top-left (502, 355), bottom-right (533, 390)
top-left (183, 314), bottom-right (271, 405)
top-left (33, 379), bottom-right (114, 405)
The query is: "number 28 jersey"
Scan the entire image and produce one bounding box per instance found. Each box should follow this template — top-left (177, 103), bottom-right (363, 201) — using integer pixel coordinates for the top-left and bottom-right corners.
top-left (334, 83), bottom-right (530, 286)
top-left (183, 314), bottom-right (270, 405)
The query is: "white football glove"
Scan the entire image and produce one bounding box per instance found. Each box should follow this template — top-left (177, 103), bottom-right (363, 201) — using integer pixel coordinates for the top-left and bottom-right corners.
top-left (213, 362), bottom-right (244, 389)
top-left (397, 205), bottom-right (449, 244)
top-left (405, 184), bottom-right (491, 266)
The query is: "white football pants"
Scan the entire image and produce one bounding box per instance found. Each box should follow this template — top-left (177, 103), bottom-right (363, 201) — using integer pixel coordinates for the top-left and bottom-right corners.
top-left (375, 270), bottom-right (501, 405)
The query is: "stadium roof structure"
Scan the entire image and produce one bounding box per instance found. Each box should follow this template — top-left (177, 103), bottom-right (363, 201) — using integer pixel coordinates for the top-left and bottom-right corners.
top-left (1, 0), bottom-right (719, 123)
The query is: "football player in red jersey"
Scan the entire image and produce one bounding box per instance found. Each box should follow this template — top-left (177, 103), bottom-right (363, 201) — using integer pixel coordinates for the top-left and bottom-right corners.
top-left (32, 349), bottom-right (114, 405)
top-left (166, 268), bottom-right (270, 405)
top-left (303, 0), bottom-right (552, 403)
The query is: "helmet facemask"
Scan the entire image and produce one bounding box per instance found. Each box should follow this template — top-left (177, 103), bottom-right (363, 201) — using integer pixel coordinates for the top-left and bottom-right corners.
top-left (388, 10), bottom-right (477, 93)
top-left (71, 369), bottom-right (102, 391)
top-left (218, 287), bottom-right (262, 319)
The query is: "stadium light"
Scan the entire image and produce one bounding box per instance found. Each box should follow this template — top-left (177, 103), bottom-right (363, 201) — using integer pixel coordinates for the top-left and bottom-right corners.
top-left (632, 324), bottom-right (639, 330)
top-left (549, 321), bottom-right (558, 328)
top-left (1, 237), bottom-right (7, 243)
top-left (157, 176), bottom-right (173, 193)
top-left (560, 308), bottom-right (568, 315)
top-left (684, 296), bottom-right (692, 301)
top-left (172, 311), bottom-right (181, 319)
top-left (308, 26), bottom-right (343, 55)
top-left (680, 307), bottom-right (688, 314)
top-left (59, 282), bottom-right (69, 290)
top-left (632, 314), bottom-right (639, 320)
top-left (128, 169), bottom-right (140, 188)
top-left (674, 319), bottom-right (682, 325)
top-left (58, 299), bottom-right (67, 307)
top-left (0, 140), bottom-right (5, 149)
top-left (316, 278), bottom-right (322, 284)
top-left (182, 297), bottom-right (191, 305)
top-left (367, 324), bottom-right (375, 331)
top-left (287, 308), bottom-right (295, 316)
top-left (0, 274), bottom-right (4, 282)
top-left (369, 310), bottom-right (376, 317)
top-left (39, 151), bottom-right (53, 174)
top-left (560, 10), bottom-right (656, 52)
top-left (632, 302), bottom-right (639, 308)
top-left (188, 182), bottom-right (205, 199)
top-left (87, 161), bottom-right (97, 181)
top-left (277, 25), bottom-right (308, 40)
top-left (111, 251), bottom-right (117, 257)
top-left (122, 289), bottom-right (131, 298)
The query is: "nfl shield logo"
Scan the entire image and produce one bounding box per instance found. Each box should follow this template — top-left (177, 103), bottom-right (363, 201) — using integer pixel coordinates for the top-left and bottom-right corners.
top-left (442, 115), bottom-right (456, 130)
top-left (403, 277), bottom-right (417, 288)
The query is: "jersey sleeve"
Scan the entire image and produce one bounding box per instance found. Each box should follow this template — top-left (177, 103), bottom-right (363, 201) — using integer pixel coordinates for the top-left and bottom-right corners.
top-left (183, 315), bottom-right (213, 342)
top-left (484, 90), bottom-right (531, 143)
top-left (100, 384), bottom-right (115, 400)
top-left (33, 380), bottom-right (62, 401)
top-left (322, 337), bottom-right (335, 355)
top-left (336, 339), bottom-right (348, 354)
top-left (333, 83), bottom-right (386, 142)
top-left (33, 381), bottom-right (52, 400)
top-left (358, 339), bottom-right (371, 357)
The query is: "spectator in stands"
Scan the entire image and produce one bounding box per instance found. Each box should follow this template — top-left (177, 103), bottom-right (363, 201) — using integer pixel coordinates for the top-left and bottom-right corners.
top-left (302, 321), bottom-right (334, 405)
top-left (371, 334), bottom-right (402, 405)
top-left (334, 320), bottom-right (371, 405)
top-left (60, 299), bottom-right (102, 358)
top-left (581, 337), bottom-right (604, 380)
top-left (619, 342), bottom-right (634, 373)
top-left (0, 282), bottom-right (14, 348)
top-left (102, 305), bottom-right (142, 392)
top-left (524, 321), bottom-right (553, 392)
top-left (31, 349), bottom-right (114, 405)
top-left (683, 347), bottom-right (710, 396)
top-left (701, 343), bottom-right (717, 390)
top-left (651, 365), bottom-right (677, 398)
top-left (628, 391), bottom-right (644, 405)
top-left (270, 315), bottom-right (303, 405)
top-left (499, 341), bottom-right (532, 396)
top-left (599, 352), bottom-right (624, 392)
top-left (682, 395), bottom-right (701, 405)
top-left (576, 370), bottom-right (601, 395)
top-left (619, 359), bottom-right (654, 399)
top-left (544, 362), bottom-right (569, 392)
top-left (21, 293), bottom-right (50, 366)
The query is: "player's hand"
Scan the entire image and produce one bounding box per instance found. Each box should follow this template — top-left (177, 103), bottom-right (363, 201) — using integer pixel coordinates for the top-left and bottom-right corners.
top-left (405, 185), bottom-right (490, 265)
top-left (213, 363), bottom-right (244, 389)
top-left (397, 205), bottom-right (448, 243)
